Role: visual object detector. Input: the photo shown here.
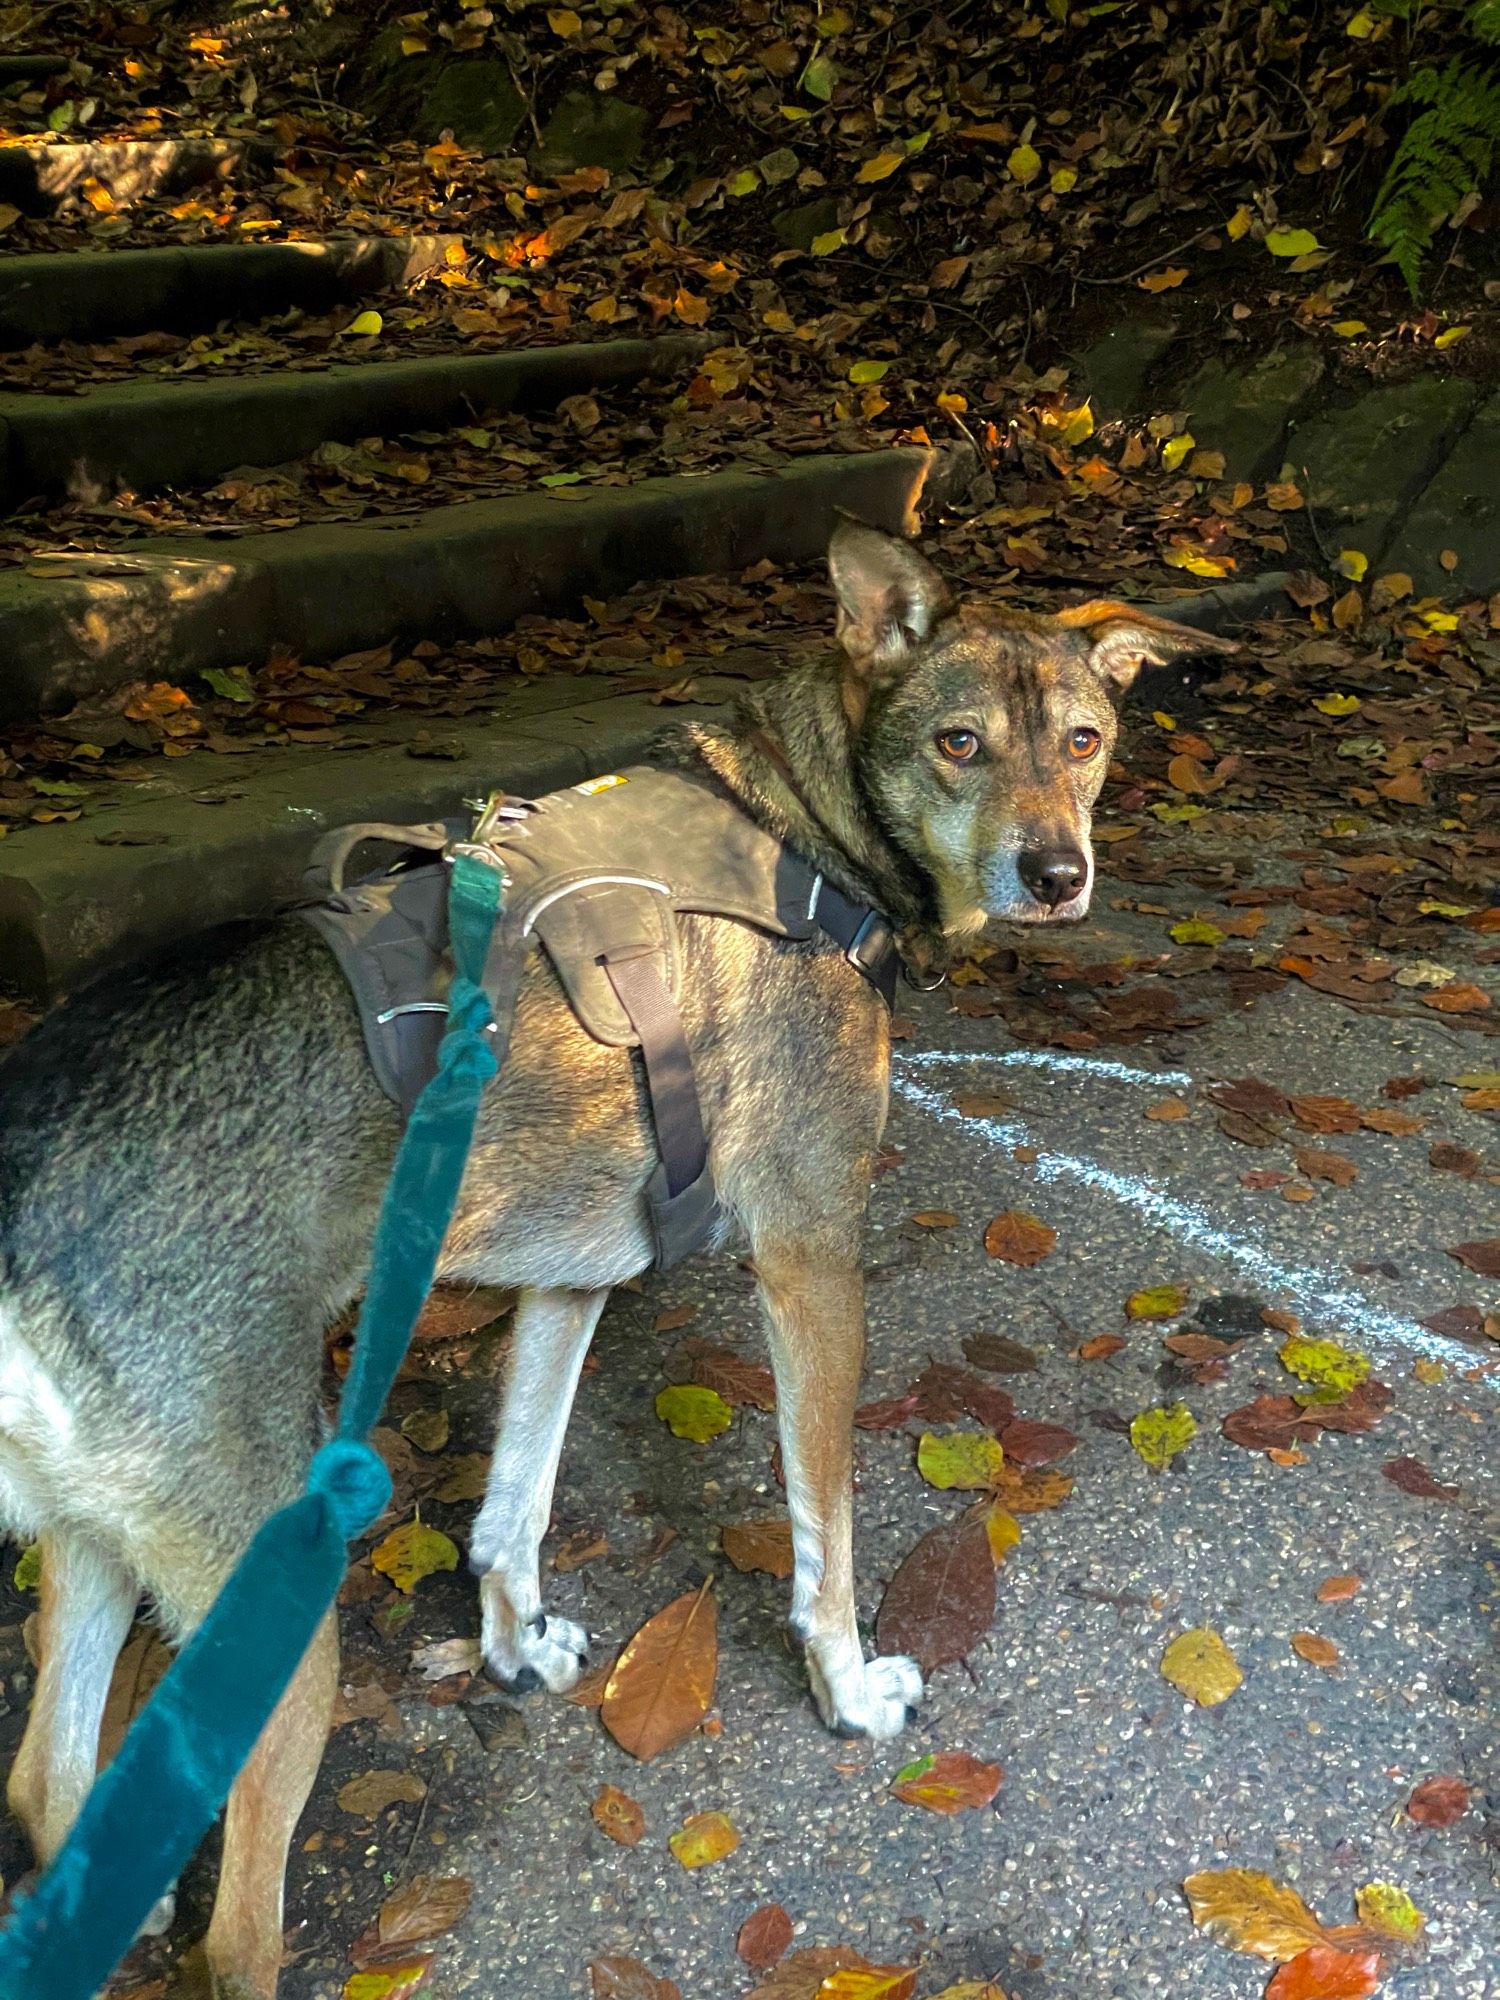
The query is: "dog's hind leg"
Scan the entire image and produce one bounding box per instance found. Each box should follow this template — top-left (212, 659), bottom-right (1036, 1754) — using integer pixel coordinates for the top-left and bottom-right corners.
top-left (199, 1607), bottom-right (338, 2000)
top-left (470, 1286), bottom-right (608, 1695)
top-left (753, 1239), bottom-right (923, 1741)
top-left (6, 1531), bottom-right (138, 1863)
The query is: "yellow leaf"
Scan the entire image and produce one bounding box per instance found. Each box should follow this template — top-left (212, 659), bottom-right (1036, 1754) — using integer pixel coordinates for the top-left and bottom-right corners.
top-left (1314, 693), bottom-right (1360, 715)
top-left (370, 1519), bottom-right (459, 1595)
top-left (984, 1505), bottom-right (1022, 1562)
top-left (13, 1543), bottom-right (41, 1592)
top-left (1331, 319), bottom-right (1368, 336)
top-left (654, 1384), bottom-right (733, 1442)
top-left (1126, 1283), bottom-right (1190, 1321)
top-left (1153, 711), bottom-right (1177, 730)
top-left (668, 1809), bottom-right (739, 1869)
top-left (547, 7), bottom-right (582, 35)
top-left (1279, 1335), bottom-right (1370, 1401)
top-left (810, 227), bottom-right (846, 255)
top-left (1337, 549), bottom-right (1368, 581)
top-left (936, 391), bottom-right (968, 413)
top-left (1130, 1402), bottom-right (1197, 1471)
top-left (1050, 165), bottom-right (1077, 193)
top-left (917, 1431), bottom-right (1005, 1492)
top-left (399, 36), bottom-right (429, 56)
top-left (346, 310), bottom-right (383, 337)
top-left (1433, 325), bottom-right (1469, 348)
top-left (1226, 204), bottom-right (1252, 240)
top-left (343, 1963), bottom-right (434, 2000)
top-left (1187, 449), bottom-right (1226, 479)
top-left (1140, 265), bottom-right (1188, 293)
top-left (1346, 6), bottom-right (1375, 35)
top-left (780, 105), bottom-right (815, 121)
top-left (1170, 919), bottom-right (1224, 945)
top-left (1355, 1882), bottom-right (1425, 1941)
top-left (1266, 228), bottom-right (1321, 257)
top-left (848, 358), bottom-right (891, 383)
top-left (726, 168), bottom-right (760, 196)
top-left (1007, 143), bottom-right (1042, 184)
top-left (858, 151), bottom-right (905, 183)
top-left (1161, 1627), bottom-right (1243, 1706)
top-left (1162, 433), bottom-right (1196, 471)
top-left (1183, 1868), bottom-right (1332, 1962)
top-left (1420, 606), bottom-right (1458, 632)
top-left (1163, 547), bottom-right (1233, 577)
top-left (817, 1971), bottom-right (918, 2000)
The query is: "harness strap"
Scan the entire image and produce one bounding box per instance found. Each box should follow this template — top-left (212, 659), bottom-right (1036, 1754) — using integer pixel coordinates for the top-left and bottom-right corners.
top-left (800, 870), bottom-right (901, 1010)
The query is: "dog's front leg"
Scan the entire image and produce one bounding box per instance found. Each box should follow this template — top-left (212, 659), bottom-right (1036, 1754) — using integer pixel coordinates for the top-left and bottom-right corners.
top-left (754, 1240), bottom-right (923, 1740)
top-left (470, 1285), bottom-right (608, 1695)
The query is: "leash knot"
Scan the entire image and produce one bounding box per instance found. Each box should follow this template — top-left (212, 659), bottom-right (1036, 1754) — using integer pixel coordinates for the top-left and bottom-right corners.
top-left (308, 1438), bottom-right (392, 1542)
top-left (437, 976), bottom-right (499, 1082)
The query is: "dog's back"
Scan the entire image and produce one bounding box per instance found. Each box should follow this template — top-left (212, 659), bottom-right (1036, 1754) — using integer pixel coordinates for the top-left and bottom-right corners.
top-left (0, 918), bottom-right (395, 1633)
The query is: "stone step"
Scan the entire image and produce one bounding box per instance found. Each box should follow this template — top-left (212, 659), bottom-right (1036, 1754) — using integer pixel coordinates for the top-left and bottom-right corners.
top-left (0, 567), bottom-right (1287, 1002)
top-left (0, 444), bottom-right (974, 723)
top-left (0, 235), bottom-right (465, 349)
top-left (1383, 393), bottom-right (1499, 598)
top-left (0, 332), bottom-right (709, 508)
top-left (0, 135), bottom-right (268, 216)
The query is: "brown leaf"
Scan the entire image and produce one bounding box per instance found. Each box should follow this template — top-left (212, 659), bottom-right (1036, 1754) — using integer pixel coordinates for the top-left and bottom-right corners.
top-left (413, 1283), bottom-right (514, 1340)
top-left (1428, 1141), bottom-right (1481, 1177)
top-left (744, 1949), bottom-right (878, 2000)
top-left (1208, 1077), bottom-right (1291, 1121)
top-left (1295, 1147), bottom-right (1357, 1186)
top-left (737, 1904), bottom-right (795, 1971)
top-left (588, 1955), bottom-right (681, 2000)
top-left (1221, 1395), bottom-right (1318, 1453)
top-left (721, 1517), bottom-right (794, 1578)
top-left (1145, 1095), bottom-right (1191, 1121)
top-left (1291, 1632), bottom-right (1340, 1669)
top-left (1405, 1774), bottom-right (1469, 1827)
top-left (565, 1653), bottom-right (619, 1707)
top-left (1448, 1237), bottom-right (1500, 1276)
top-left (982, 1210), bottom-right (1057, 1265)
top-left (590, 1783), bottom-right (646, 1846)
top-left (854, 1391), bottom-right (921, 1431)
top-left (1382, 1455), bottom-right (1459, 1501)
top-left (653, 1304), bottom-right (697, 1333)
top-left (953, 1091), bottom-right (1015, 1119)
top-left (1359, 1106), bottom-right (1425, 1136)
top-left (1163, 1332), bottom-right (1240, 1362)
top-left (337, 1769), bottom-right (427, 1818)
top-left (912, 1208), bottom-right (960, 1229)
top-left (962, 1332), bottom-right (1039, 1373)
top-left (375, 1875), bottom-right (472, 1949)
top-left (988, 1463), bottom-right (1074, 1513)
top-left (1419, 1304), bottom-right (1486, 1341)
top-left (890, 1748), bottom-right (1003, 1813)
top-left (1182, 1867), bottom-right (1333, 1962)
top-left (997, 1418), bottom-right (1078, 1467)
top-left (689, 1341), bottom-right (777, 1410)
top-left (600, 1584), bottom-right (718, 1760)
top-left (1290, 1095), bottom-right (1362, 1134)
top-left (876, 1510), bottom-right (995, 1674)
top-left (1079, 1333), bottom-right (1127, 1361)
top-left (99, 1629), bottom-right (173, 1769)
top-left (1420, 981), bottom-right (1491, 1013)
top-left (1316, 1574), bottom-right (1362, 1603)
top-left (1312, 1379), bottom-right (1392, 1435)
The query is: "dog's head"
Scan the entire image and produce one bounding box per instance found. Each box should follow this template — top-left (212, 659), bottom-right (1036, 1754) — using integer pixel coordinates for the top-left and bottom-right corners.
top-left (829, 519), bottom-right (1239, 934)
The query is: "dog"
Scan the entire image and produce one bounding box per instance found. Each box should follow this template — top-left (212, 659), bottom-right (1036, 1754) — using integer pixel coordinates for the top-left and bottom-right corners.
top-left (0, 519), bottom-right (1234, 1997)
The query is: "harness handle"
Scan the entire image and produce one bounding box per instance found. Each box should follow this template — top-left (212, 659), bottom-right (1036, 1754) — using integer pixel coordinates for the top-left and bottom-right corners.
top-left (304, 820), bottom-right (450, 899)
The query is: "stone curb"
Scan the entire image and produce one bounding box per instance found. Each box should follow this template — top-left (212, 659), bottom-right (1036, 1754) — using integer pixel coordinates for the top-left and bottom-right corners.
top-left (0, 444), bottom-right (974, 723)
top-left (0, 550), bottom-right (1273, 1003)
top-left (0, 235), bottom-right (466, 349)
top-left (0, 332), bottom-right (711, 508)
top-left (0, 136), bottom-right (269, 216)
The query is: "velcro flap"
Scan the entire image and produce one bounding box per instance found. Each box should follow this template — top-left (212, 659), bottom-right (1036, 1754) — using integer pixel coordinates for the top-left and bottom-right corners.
top-left (530, 880), bottom-right (679, 1047)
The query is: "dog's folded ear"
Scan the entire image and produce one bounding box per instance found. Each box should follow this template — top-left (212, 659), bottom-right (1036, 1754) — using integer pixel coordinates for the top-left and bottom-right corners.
top-left (828, 519), bottom-right (956, 677)
top-left (1055, 599), bottom-right (1242, 693)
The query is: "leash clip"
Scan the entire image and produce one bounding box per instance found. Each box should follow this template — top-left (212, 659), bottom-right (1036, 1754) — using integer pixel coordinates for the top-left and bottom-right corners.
top-left (448, 791), bottom-right (529, 875)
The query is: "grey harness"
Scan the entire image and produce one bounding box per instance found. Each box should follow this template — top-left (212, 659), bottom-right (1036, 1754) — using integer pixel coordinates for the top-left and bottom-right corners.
top-left (298, 764), bottom-right (901, 1267)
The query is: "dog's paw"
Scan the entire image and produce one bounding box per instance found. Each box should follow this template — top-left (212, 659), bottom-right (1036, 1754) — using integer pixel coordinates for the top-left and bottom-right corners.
top-left (137, 1887), bottom-right (177, 1939)
top-left (483, 1610), bottom-right (589, 1696)
top-left (811, 1650), bottom-right (923, 1740)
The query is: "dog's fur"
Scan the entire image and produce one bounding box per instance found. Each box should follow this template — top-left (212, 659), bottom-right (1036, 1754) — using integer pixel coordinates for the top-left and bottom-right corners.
top-left (0, 522), bottom-right (1233, 1996)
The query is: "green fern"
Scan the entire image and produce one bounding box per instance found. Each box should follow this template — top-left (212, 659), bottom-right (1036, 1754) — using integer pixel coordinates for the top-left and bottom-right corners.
top-left (1468, 1), bottom-right (1500, 45)
top-left (1368, 57), bottom-right (1500, 294)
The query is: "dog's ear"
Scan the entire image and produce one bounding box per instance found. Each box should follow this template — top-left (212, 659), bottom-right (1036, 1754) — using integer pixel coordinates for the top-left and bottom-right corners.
top-left (1055, 599), bottom-right (1241, 694)
top-left (828, 519), bottom-right (955, 676)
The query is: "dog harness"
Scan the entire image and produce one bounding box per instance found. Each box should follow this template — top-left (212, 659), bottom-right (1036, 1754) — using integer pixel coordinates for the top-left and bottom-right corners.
top-left (298, 764), bottom-right (901, 1267)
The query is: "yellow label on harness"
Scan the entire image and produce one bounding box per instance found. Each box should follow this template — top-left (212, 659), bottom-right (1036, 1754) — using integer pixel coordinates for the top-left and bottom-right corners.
top-left (575, 773), bottom-right (627, 795)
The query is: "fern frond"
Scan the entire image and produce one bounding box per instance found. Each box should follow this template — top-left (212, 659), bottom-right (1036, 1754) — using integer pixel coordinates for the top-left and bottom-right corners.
top-left (1368, 59), bottom-right (1500, 294)
top-left (1468, 0), bottom-right (1500, 46)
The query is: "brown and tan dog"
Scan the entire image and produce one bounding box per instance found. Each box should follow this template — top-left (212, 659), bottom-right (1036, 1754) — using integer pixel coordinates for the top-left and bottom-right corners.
top-left (0, 520), bottom-right (1234, 1996)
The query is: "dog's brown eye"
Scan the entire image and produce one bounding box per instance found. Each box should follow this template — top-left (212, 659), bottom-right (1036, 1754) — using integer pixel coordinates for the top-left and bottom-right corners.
top-left (936, 729), bottom-right (981, 763)
top-left (1067, 727), bottom-right (1102, 761)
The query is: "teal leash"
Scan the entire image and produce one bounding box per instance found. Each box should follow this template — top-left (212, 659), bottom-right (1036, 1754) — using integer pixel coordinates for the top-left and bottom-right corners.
top-left (0, 845), bottom-right (508, 1999)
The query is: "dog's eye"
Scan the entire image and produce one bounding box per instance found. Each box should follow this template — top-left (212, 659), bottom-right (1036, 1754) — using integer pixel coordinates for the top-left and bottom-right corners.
top-left (936, 728), bottom-right (981, 763)
top-left (1067, 726), bottom-right (1102, 761)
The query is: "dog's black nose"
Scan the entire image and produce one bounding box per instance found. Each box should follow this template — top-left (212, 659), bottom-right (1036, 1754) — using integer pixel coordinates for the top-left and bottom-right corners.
top-left (1018, 846), bottom-right (1087, 908)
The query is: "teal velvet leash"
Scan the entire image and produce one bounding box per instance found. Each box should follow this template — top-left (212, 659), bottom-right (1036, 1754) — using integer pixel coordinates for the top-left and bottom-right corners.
top-left (0, 847), bottom-right (506, 1999)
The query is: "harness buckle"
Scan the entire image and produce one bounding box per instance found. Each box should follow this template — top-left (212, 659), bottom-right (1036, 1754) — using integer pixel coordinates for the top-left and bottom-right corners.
top-left (845, 908), bottom-right (895, 981)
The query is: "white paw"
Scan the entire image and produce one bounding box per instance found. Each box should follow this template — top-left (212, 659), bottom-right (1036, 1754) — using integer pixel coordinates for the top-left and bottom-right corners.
top-left (137, 1887), bottom-right (177, 1939)
top-left (483, 1609), bottom-right (589, 1696)
top-left (811, 1649), bottom-right (924, 1740)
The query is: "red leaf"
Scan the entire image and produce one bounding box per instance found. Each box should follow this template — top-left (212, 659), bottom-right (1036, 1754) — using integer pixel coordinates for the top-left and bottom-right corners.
top-left (876, 1510), bottom-right (995, 1674)
top-left (1405, 1774), bottom-right (1469, 1827)
top-left (736, 1904), bottom-right (794, 1970)
top-left (890, 1748), bottom-right (1003, 1813)
top-left (1448, 1237), bottom-right (1500, 1277)
top-left (998, 1418), bottom-right (1078, 1467)
top-left (1265, 1945), bottom-right (1382, 2000)
top-left (1382, 1455), bottom-right (1460, 1501)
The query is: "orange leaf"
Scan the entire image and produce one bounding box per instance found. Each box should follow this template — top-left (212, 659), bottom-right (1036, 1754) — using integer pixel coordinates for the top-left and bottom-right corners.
top-left (721, 1517), bottom-right (794, 1578)
top-left (890, 1749), bottom-right (1003, 1813)
top-left (600, 1583), bottom-right (718, 1760)
top-left (1291, 1631), bottom-right (1340, 1669)
top-left (982, 1210), bottom-right (1056, 1266)
top-left (1265, 1946), bottom-right (1382, 2000)
top-left (1405, 1774), bottom-right (1469, 1827)
top-left (590, 1783), bottom-right (645, 1846)
top-left (1315, 1574), bottom-right (1361, 1602)
top-left (817, 1970), bottom-right (918, 2000)
top-left (1420, 982), bottom-right (1490, 1013)
top-left (1140, 264), bottom-right (1188, 292)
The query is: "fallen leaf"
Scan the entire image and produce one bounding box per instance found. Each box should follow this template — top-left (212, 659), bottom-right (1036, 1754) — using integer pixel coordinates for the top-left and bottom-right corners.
top-left (654, 1384), bottom-right (733, 1442)
top-left (588, 1954), bottom-right (681, 2000)
top-left (1266, 228), bottom-right (1322, 256)
top-left (1290, 1095), bottom-right (1361, 1135)
top-left (370, 1519), bottom-right (459, 1595)
top-left (989, 1464), bottom-right (1074, 1513)
top-left (1130, 1402), bottom-right (1198, 1469)
top-left (601, 1584), bottom-right (718, 1760)
top-left (983, 1504), bottom-right (1022, 1562)
top-left (1381, 1455), bottom-right (1459, 1501)
top-left (375, 1875), bottom-right (472, 1948)
top-left (817, 1971), bottom-right (917, 2000)
top-left (400, 1407), bottom-right (450, 1454)
top-left (343, 1965), bottom-right (433, 2000)
top-left (890, 1749), bottom-right (1003, 1813)
top-left (997, 1418), bottom-right (1078, 1467)
top-left (982, 1211), bottom-right (1056, 1265)
top-left (1405, 1775), bottom-right (1468, 1827)
top-left (746, 1947), bottom-right (874, 2000)
top-left (912, 1209), bottom-right (959, 1229)
top-left (410, 1636), bottom-right (480, 1682)
top-left (1265, 1946), bottom-right (1382, 2000)
top-left (917, 1429), bottom-right (1005, 1490)
top-left (738, 1905), bottom-right (795, 1971)
top-left (1182, 1868), bottom-right (1332, 1961)
top-left (1126, 1283), bottom-right (1190, 1321)
top-left (962, 1333), bottom-right (1039, 1373)
top-left (1161, 1627), bottom-right (1243, 1705)
top-left (1080, 1333), bottom-right (1127, 1360)
top-left (1448, 1238), bottom-right (1500, 1276)
top-left (346, 309), bottom-right (383, 337)
top-left (591, 1784), bottom-right (646, 1846)
top-left (1354, 1883), bottom-right (1424, 1942)
top-left (1279, 1336), bottom-right (1370, 1399)
top-left (722, 1517), bottom-right (795, 1578)
top-left (337, 1769), bottom-right (427, 1818)
top-left (1145, 1096), bottom-right (1191, 1121)
top-left (1141, 264), bottom-right (1189, 292)
top-left (1316, 1575), bottom-right (1361, 1603)
top-left (1291, 1632), bottom-right (1340, 1669)
top-left (669, 1809), bottom-right (738, 1869)
top-left (1295, 1148), bottom-right (1357, 1187)
top-left (877, 1509), bottom-right (995, 1674)
top-left (1421, 982), bottom-right (1491, 1013)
